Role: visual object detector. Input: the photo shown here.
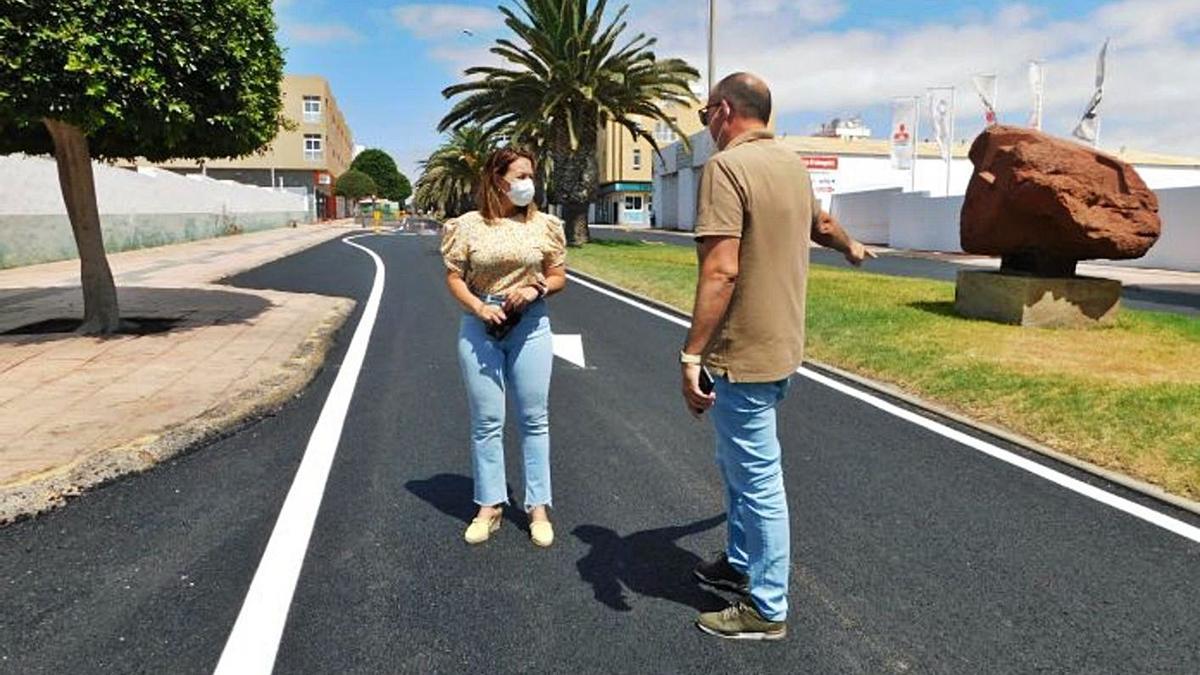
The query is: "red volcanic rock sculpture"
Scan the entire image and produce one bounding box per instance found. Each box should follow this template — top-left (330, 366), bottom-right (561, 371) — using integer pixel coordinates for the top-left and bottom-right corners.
top-left (960, 125), bottom-right (1161, 277)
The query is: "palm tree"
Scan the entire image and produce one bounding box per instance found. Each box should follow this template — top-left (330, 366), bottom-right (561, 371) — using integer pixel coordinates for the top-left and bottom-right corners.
top-left (439, 0), bottom-right (699, 244)
top-left (414, 126), bottom-right (497, 217)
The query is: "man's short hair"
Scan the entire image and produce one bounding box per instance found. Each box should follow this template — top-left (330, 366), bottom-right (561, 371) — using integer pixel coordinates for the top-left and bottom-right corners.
top-left (714, 73), bottom-right (772, 124)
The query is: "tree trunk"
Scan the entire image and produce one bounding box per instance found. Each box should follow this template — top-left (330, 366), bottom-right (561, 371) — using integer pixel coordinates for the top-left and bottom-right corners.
top-left (548, 115), bottom-right (599, 246)
top-left (562, 202), bottom-right (590, 245)
top-left (43, 118), bottom-right (121, 335)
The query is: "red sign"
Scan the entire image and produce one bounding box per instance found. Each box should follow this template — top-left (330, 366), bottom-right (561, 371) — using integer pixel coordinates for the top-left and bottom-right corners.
top-left (802, 155), bottom-right (839, 171)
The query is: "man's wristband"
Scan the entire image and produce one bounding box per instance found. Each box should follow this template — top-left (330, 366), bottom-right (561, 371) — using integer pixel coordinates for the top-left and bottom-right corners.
top-left (679, 351), bottom-right (703, 365)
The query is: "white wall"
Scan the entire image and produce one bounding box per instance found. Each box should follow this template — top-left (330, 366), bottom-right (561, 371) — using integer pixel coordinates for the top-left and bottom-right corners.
top-left (0, 154), bottom-right (310, 269)
top-left (828, 187), bottom-right (901, 245)
top-left (828, 184), bottom-right (1200, 272)
top-left (888, 193), bottom-right (965, 252)
top-left (818, 154), bottom-right (975, 205)
top-left (1095, 186), bottom-right (1200, 272)
top-left (1134, 166), bottom-right (1200, 191)
top-left (1, 154), bottom-right (307, 216)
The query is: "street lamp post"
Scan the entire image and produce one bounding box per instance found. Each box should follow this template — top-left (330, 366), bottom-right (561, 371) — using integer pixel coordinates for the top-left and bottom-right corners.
top-left (707, 0), bottom-right (716, 94)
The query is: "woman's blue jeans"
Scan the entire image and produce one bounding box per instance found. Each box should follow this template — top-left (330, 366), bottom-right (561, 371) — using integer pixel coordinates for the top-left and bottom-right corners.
top-left (457, 296), bottom-right (553, 512)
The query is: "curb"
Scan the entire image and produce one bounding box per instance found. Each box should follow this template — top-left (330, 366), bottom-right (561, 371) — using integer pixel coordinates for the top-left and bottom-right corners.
top-left (566, 268), bottom-right (1200, 518)
top-left (0, 297), bottom-right (356, 526)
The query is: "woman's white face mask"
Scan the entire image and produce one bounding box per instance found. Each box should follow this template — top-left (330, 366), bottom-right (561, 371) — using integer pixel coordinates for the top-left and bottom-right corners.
top-left (507, 178), bottom-right (536, 207)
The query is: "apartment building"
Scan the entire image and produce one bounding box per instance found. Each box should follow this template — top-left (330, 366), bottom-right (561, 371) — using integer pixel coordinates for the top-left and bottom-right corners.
top-left (592, 99), bottom-right (704, 226)
top-left (145, 74), bottom-right (354, 220)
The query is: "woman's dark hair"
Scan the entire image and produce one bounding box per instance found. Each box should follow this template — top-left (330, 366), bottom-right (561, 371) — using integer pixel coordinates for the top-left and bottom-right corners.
top-left (477, 146), bottom-right (538, 221)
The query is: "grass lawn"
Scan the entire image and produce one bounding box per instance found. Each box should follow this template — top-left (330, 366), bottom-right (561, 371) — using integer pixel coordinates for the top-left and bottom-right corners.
top-left (569, 239), bottom-right (1200, 500)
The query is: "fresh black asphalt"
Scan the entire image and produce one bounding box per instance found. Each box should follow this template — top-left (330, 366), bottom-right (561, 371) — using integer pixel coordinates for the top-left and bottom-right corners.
top-left (1, 232), bottom-right (1198, 674)
top-left (594, 228), bottom-right (1200, 316)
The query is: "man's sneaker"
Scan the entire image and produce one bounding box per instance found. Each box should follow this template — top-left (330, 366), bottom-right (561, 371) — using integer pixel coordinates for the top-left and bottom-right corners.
top-left (696, 602), bottom-right (787, 641)
top-left (693, 552), bottom-right (750, 595)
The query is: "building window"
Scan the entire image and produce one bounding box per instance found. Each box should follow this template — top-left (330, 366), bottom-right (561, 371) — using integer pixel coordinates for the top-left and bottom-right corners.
top-left (654, 120), bottom-right (678, 144)
top-left (632, 148), bottom-right (643, 170)
top-left (304, 134), bottom-right (324, 161)
top-left (303, 96), bottom-right (322, 123)
top-left (624, 195), bottom-right (643, 211)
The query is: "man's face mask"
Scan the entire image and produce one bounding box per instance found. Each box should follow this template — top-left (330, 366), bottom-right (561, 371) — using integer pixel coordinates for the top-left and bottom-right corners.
top-left (700, 99), bottom-right (730, 149)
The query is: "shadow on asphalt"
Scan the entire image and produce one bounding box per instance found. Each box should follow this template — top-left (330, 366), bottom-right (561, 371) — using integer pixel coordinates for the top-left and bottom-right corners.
top-left (405, 473), bottom-right (527, 531)
top-left (573, 515), bottom-right (729, 613)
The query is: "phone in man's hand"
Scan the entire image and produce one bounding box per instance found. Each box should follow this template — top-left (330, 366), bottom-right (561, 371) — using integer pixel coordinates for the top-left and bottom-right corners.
top-left (699, 365), bottom-right (715, 396)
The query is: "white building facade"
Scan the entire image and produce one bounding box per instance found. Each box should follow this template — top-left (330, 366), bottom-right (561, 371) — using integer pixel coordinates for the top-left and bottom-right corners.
top-left (652, 130), bottom-right (1200, 271)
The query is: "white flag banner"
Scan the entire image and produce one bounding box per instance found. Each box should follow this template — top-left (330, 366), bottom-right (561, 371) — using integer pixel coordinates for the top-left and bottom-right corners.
top-left (1073, 39), bottom-right (1109, 144)
top-left (890, 97), bottom-right (917, 170)
top-left (971, 73), bottom-right (998, 125)
top-left (928, 87), bottom-right (955, 163)
top-left (1028, 61), bottom-right (1045, 130)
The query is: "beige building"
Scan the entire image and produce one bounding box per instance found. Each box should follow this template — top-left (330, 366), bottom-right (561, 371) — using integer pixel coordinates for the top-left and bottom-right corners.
top-left (145, 74), bottom-right (355, 220)
top-left (592, 99), bottom-right (705, 226)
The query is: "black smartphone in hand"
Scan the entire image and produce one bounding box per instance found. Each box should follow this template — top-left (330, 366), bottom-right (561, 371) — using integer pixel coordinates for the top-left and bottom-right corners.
top-left (699, 366), bottom-right (715, 395)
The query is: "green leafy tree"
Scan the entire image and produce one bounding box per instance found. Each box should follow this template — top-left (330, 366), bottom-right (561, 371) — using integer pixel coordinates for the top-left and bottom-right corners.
top-left (413, 126), bottom-right (497, 218)
top-left (349, 148), bottom-right (412, 204)
top-left (334, 170), bottom-right (377, 213)
top-left (439, 0), bottom-right (699, 244)
top-left (0, 0), bottom-right (285, 334)
top-left (396, 172), bottom-right (413, 207)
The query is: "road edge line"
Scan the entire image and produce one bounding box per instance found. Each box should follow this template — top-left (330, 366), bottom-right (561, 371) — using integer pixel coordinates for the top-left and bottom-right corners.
top-left (565, 269), bottom-right (1200, 525)
top-left (213, 234), bottom-right (386, 675)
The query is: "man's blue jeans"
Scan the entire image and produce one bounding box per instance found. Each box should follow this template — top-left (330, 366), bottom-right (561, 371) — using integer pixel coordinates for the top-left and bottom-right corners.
top-left (711, 375), bottom-right (792, 621)
top-left (457, 297), bottom-right (553, 512)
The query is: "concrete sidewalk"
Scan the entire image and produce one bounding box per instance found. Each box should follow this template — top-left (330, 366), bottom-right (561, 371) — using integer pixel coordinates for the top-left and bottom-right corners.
top-left (0, 222), bottom-right (360, 523)
top-left (883, 247), bottom-right (1200, 291)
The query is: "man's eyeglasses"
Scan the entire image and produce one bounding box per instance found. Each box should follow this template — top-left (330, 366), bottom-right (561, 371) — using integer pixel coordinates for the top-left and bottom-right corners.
top-left (698, 102), bottom-right (720, 126)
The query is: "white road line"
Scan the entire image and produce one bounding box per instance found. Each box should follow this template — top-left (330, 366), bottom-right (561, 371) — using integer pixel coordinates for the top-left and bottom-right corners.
top-left (566, 273), bottom-right (1200, 545)
top-left (214, 235), bottom-right (386, 675)
top-left (552, 334), bottom-right (587, 368)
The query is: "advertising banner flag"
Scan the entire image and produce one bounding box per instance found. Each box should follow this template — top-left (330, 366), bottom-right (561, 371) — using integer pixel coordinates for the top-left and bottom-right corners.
top-left (1028, 61), bottom-right (1045, 130)
top-left (971, 73), bottom-right (998, 125)
top-left (1073, 39), bottom-right (1109, 145)
top-left (890, 97), bottom-right (918, 170)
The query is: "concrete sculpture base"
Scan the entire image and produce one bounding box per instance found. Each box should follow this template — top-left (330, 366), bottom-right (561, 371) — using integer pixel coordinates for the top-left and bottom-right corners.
top-left (954, 270), bottom-right (1121, 328)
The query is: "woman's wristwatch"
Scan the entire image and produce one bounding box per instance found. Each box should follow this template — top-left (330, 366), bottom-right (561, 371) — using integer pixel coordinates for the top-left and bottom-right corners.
top-left (679, 351), bottom-right (703, 365)
top-left (531, 282), bottom-right (548, 300)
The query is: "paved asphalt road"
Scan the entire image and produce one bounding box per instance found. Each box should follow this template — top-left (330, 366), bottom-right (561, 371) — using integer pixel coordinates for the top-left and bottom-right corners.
top-left (594, 228), bottom-right (1200, 316)
top-left (2, 232), bottom-right (1198, 674)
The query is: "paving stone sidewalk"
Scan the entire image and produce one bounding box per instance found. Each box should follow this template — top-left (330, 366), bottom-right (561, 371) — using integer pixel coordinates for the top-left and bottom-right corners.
top-left (0, 222), bottom-right (361, 523)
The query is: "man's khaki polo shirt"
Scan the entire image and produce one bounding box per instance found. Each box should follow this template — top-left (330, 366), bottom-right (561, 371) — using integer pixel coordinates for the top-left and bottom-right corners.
top-left (694, 129), bottom-right (819, 383)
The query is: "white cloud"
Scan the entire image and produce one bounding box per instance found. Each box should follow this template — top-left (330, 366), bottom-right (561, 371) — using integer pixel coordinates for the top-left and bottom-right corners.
top-left (724, 0), bottom-right (847, 24)
top-left (428, 42), bottom-right (508, 76)
top-left (409, 0), bottom-right (1200, 156)
top-left (392, 3), bottom-right (501, 38)
top-left (636, 0), bottom-right (1200, 155)
top-left (284, 22), bottom-right (361, 45)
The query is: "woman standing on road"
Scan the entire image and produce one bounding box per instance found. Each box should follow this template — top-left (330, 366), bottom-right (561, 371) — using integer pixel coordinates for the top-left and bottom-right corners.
top-left (440, 147), bottom-right (567, 547)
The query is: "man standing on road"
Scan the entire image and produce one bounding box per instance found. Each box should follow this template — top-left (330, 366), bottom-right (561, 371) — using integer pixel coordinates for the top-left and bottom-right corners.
top-left (681, 73), bottom-right (874, 640)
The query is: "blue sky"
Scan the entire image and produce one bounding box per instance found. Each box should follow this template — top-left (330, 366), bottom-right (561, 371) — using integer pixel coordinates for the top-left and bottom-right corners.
top-left (274, 0), bottom-right (1200, 178)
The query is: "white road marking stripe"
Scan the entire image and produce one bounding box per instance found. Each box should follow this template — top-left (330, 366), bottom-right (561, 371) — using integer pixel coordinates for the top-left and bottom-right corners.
top-left (566, 273), bottom-right (1200, 545)
top-left (552, 334), bottom-right (587, 368)
top-left (214, 235), bottom-right (386, 675)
